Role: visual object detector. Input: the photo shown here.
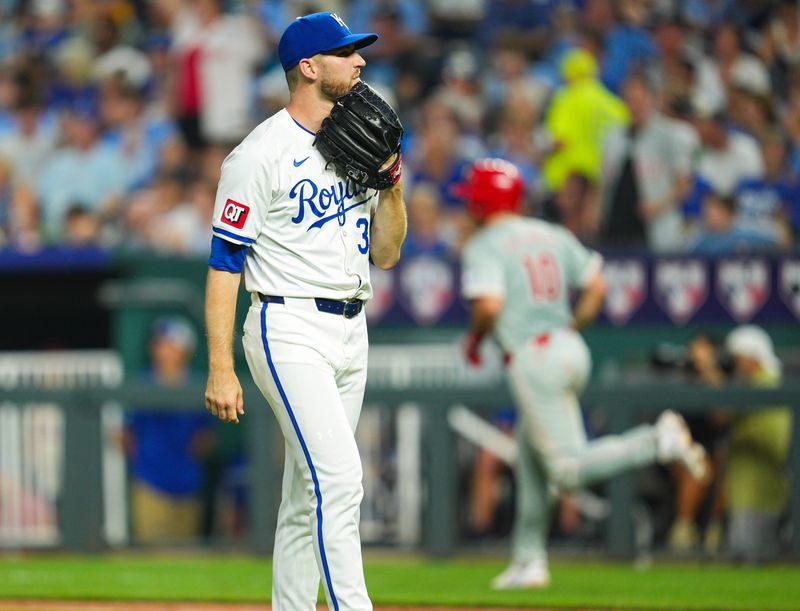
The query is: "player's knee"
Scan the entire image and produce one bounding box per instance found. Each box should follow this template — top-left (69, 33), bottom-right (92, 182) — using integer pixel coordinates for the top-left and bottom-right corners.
top-left (544, 454), bottom-right (581, 490)
top-left (315, 460), bottom-right (364, 506)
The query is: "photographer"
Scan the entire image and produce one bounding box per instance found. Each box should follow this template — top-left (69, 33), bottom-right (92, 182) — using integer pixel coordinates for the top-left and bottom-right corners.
top-left (654, 333), bottom-right (726, 552)
top-left (723, 325), bottom-right (792, 563)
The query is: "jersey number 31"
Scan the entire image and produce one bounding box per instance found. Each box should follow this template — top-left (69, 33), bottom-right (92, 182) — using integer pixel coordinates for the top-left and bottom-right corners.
top-left (356, 218), bottom-right (369, 254)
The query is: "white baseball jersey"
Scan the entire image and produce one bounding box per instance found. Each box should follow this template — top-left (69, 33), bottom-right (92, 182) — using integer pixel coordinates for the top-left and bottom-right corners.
top-left (216, 106), bottom-right (378, 609)
top-left (211, 108), bottom-right (379, 300)
top-left (461, 216), bottom-right (602, 351)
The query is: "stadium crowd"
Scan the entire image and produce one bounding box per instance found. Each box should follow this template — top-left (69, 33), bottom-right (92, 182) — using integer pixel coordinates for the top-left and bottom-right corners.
top-left (0, 0), bottom-right (798, 257)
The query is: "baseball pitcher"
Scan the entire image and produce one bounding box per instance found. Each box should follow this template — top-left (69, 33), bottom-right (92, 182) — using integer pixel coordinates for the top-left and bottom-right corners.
top-left (204, 12), bottom-right (406, 611)
top-left (457, 158), bottom-right (707, 589)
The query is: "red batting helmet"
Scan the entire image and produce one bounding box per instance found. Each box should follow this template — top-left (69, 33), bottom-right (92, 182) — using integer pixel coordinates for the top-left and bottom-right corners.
top-left (452, 158), bottom-right (524, 221)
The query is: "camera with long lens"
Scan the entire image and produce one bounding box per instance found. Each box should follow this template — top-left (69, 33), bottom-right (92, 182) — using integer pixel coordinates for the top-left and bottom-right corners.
top-left (650, 342), bottom-right (692, 373)
top-left (650, 339), bottom-right (733, 376)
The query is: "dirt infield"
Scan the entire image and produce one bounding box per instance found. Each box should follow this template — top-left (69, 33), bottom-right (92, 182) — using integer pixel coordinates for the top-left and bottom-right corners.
top-left (0, 603), bottom-right (542, 611)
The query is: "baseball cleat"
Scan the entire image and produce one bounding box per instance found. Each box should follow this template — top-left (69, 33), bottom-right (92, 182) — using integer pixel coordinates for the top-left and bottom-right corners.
top-left (667, 518), bottom-right (700, 551)
top-left (490, 561), bottom-right (551, 590)
top-left (655, 410), bottom-right (708, 481)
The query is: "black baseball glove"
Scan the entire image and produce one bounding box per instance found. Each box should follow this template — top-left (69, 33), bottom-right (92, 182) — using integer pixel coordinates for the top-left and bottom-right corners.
top-left (313, 81), bottom-right (403, 190)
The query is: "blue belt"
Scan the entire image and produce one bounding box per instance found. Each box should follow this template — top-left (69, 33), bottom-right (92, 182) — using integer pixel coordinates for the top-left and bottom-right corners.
top-left (258, 294), bottom-right (364, 319)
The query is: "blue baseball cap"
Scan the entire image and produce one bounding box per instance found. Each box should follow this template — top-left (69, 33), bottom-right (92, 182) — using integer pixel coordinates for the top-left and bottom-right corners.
top-left (278, 12), bottom-right (377, 72)
top-left (151, 316), bottom-right (197, 353)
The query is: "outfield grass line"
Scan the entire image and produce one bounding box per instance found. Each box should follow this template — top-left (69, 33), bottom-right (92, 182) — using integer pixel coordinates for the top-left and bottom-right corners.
top-left (1, 555), bottom-right (799, 610)
top-left (0, 604), bottom-right (553, 611)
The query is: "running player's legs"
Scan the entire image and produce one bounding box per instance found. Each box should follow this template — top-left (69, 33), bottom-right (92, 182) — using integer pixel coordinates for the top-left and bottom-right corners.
top-left (243, 303), bottom-right (371, 611)
top-left (509, 431), bottom-right (551, 565)
top-left (509, 329), bottom-right (657, 491)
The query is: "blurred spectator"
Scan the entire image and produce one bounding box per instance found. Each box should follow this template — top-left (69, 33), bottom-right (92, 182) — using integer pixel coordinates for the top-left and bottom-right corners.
top-left (198, 143), bottom-right (229, 186)
top-left (98, 79), bottom-right (180, 190)
top-left (168, 0), bottom-right (264, 150)
top-left (686, 192), bottom-right (780, 255)
top-left (140, 30), bottom-right (174, 116)
top-left (600, 0), bottom-right (657, 94)
top-left (49, 35), bottom-right (98, 112)
top-left (433, 48), bottom-right (485, 135)
top-left (427, 0), bottom-right (484, 41)
top-left (758, 0), bottom-right (800, 98)
top-left (345, 0), bottom-right (428, 38)
top-left (477, 0), bottom-right (554, 55)
top-left (783, 79), bottom-right (800, 176)
top-left (680, 0), bottom-right (739, 32)
top-left (691, 103), bottom-right (763, 198)
top-left (486, 101), bottom-right (542, 196)
top-left (407, 98), bottom-right (482, 208)
top-left (90, 14), bottom-right (152, 91)
top-left (679, 49), bottom-right (727, 119)
top-left (401, 182), bottom-right (450, 259)
top-left (709, 21), bottom-right (770, 103)
top-left (124, 169), bottom-right (207, 254)
top-left (536, 1), bottom-right (580, 89)
top-left (581, 0), bottom-right (616, 34)
top-left (726, 86), bottom-right (773, 138)
top-left (483, 37), bottom-right (550, 126)
top-left (540, 47), bottom-right (629, 237)
top-left (253, 0), bottom-right (344, 44)
top-left (256, 63), bottom-right (290, 119)
top-left (155, 176), bottom-right (214, 256)
top-left (0, 97), bottom-right (58, 189)
top-left (19, 1), bottom-right (71, 65)
top-left (723, 325), bottom-right (792, 563)
top-left (663, 333), bottom-right (725, 552)
top-left (466, 409), bottom-right (515, 538)
top-left (652, 15), bottom-right (692, 105)
top-left (599, 72), bottom-right (694, 252)
top-left (36, 101), bottom-right (129, 243)
top-left (0, 3), bottom-right (20, 63)
top-left (734, 129), bottom-right (795, 251)
top-left (0, 155), bottom-right (13, 245)
top-left (123, 316), bottom-right (214, 544)
top-left (0, 155), bottom-right (38, 250)
top-left (359, 4), bottom-right (418, 89)
top-left (62, 203), bottom-right (100, 247)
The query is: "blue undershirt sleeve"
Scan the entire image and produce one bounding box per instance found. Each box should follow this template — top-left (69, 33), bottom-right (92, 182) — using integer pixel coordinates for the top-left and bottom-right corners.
top-left (208, 236), bottom-right (248, 272)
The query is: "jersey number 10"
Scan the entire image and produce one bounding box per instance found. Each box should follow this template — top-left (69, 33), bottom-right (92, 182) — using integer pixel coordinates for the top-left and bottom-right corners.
top-left (522, 252), bottom-right (561, 302)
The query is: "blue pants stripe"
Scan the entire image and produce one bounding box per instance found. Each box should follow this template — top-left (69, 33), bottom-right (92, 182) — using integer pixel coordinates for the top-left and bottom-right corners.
top-left (260, 303), bottom-right (339, 610)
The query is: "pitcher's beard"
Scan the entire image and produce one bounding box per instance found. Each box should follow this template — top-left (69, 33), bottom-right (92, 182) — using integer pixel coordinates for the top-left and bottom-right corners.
top-left (321, 77), bottom-right (356, 101)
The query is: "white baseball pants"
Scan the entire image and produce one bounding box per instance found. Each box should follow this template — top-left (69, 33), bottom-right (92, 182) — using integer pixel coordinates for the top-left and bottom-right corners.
top-left (242, 296), bottom-right (371, 611)
top-left (506, 327), bottom-right (658, 564)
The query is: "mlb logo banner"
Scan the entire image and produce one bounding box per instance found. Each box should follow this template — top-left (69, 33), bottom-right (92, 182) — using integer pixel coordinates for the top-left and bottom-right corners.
top-left (779, 259), bottom-right (800, 320)
top-left (716, 258), bottom-right (770, 322)
top-left (654, 259), bottom-right (708, 325)
top-left (603, 259), bottom-right (646, 326)
top-left (398, 255), bottom-right (455, 326)
top-left (365, 266), bottom-right (396, 325)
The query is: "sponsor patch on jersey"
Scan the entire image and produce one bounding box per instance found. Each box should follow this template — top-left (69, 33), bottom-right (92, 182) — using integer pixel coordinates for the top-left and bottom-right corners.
top-left (779, 259), bottom-right (800, 320)
top-left (221, 199), bottom-right (250, 229)
top-left (603, 259), bottom-right (647, 326)
top-left (654, 259), bottom-right (708, 325)
top-left (716, 258), bottom-right (770, 322)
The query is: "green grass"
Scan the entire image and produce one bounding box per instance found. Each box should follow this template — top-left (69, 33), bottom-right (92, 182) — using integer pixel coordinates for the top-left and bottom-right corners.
top-left (1, 554), bottom-right (799, 610)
